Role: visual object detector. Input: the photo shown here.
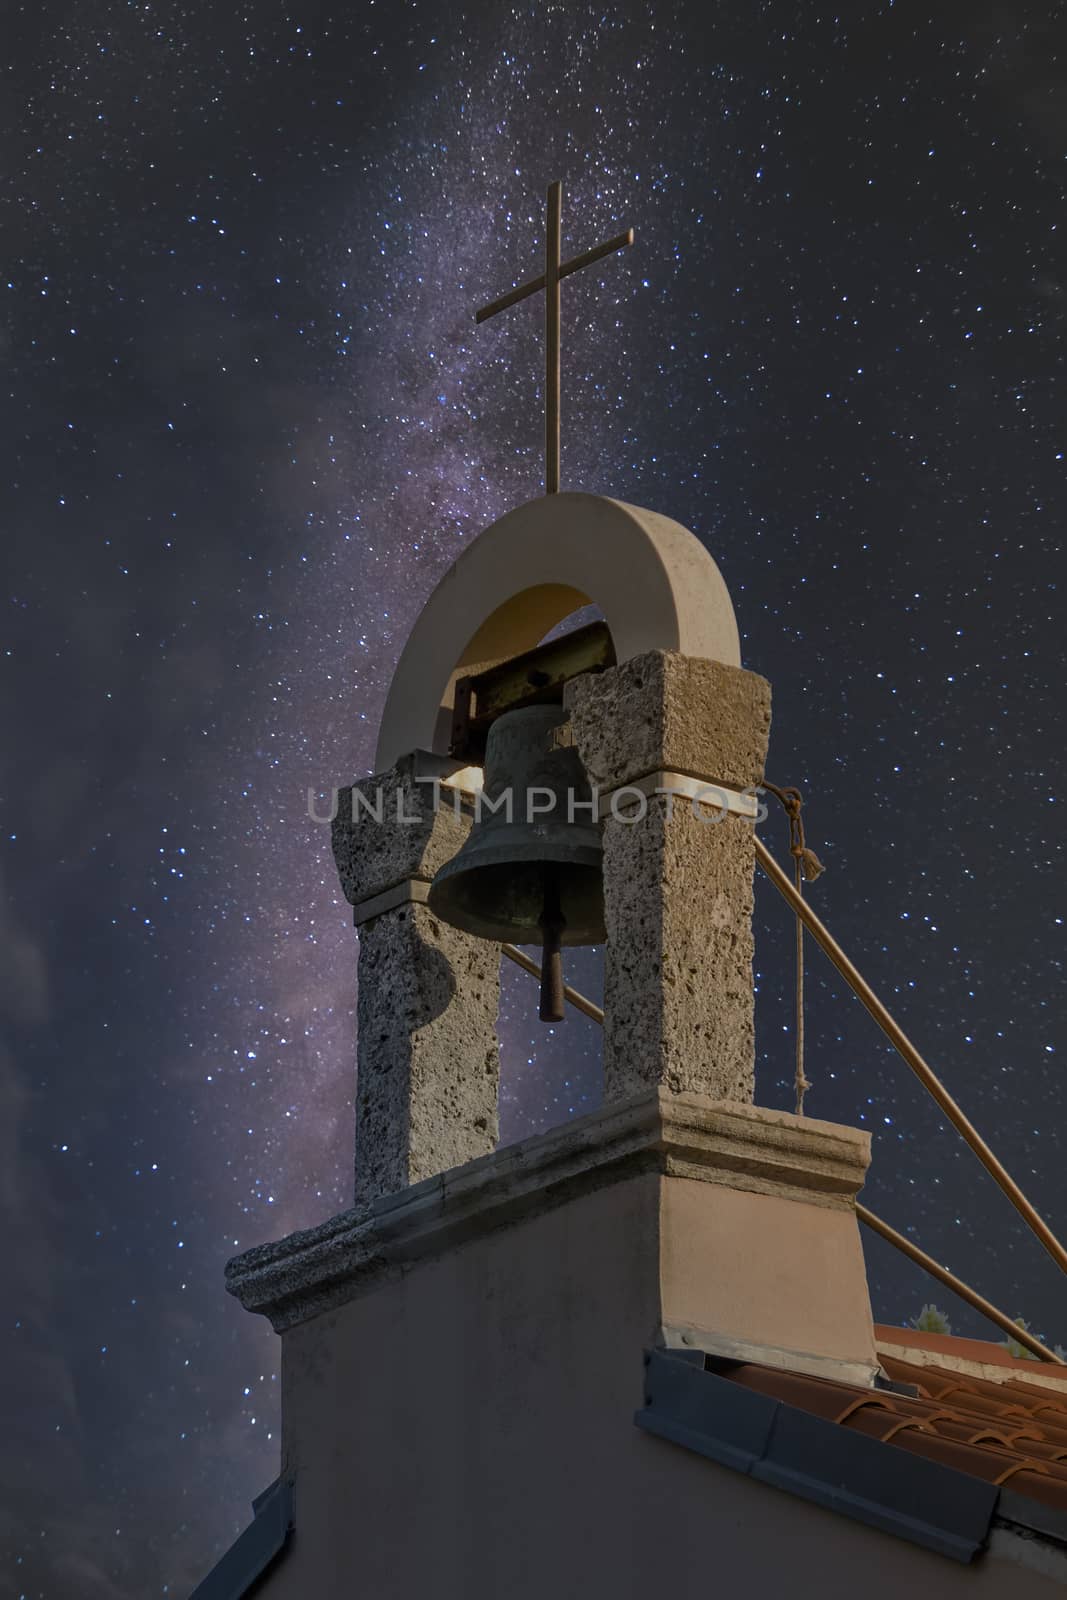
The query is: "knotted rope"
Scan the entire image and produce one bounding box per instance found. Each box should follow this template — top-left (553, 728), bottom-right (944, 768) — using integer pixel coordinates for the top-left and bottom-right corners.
top-left (761, 782), bottom-right (825, 1116)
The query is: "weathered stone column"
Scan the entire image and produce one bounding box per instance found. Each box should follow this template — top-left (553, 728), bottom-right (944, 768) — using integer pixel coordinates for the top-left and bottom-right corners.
top-left (565, 651), bottom-right (771, 1104)
top-left (332, 754), bottom-right (500, 1207)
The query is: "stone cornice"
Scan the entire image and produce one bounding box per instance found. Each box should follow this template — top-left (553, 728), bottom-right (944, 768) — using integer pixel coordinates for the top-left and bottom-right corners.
top-left (225, 1093), bottom-right (871, 1334)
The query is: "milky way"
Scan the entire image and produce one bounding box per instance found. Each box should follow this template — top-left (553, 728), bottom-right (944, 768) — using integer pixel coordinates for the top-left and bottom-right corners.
top-left (3, 3), bottom-right (1064, 1594)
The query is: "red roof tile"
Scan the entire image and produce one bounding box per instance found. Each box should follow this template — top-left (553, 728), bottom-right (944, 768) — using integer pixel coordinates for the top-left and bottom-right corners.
top-left (874, 1322), bottom-right (1065, 1375)
top-left (716, 1334), bottom-right (1067, 1515)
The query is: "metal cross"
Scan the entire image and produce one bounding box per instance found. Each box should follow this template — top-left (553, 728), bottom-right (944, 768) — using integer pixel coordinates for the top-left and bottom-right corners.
top-left (476, 180), bottom-right (633, 495)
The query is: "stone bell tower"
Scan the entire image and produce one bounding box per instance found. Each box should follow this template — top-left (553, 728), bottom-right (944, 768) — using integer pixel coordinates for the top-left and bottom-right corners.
top-left (326, 490), bottom-right (784, 1211)
top-left (219, 487), bottom-right (881, 1600)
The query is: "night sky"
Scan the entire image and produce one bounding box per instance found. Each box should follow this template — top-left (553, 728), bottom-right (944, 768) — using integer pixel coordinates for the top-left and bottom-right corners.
top-left (4, 2), bottom-right (1065, 1594)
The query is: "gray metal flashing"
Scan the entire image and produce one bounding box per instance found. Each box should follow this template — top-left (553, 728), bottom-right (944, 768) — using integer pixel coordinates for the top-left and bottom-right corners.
top-left (189, 1477), bottom-right (293, 1600)
top-left (637, 1346), bottom-right (779, 1475)
top-left (751, 1401), bottom-right (994, 1563)
top-left (996, 1487), bottom-right (1067, 1550)
top-left (635, 1349), bottom-right (998, 1564)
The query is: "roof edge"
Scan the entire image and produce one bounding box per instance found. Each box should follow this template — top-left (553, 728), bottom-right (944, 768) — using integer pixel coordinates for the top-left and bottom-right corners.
top-left (188, 1477), bottom-right (293, 1600)
top-left (875, 1327), bottom-right (1067, 1395)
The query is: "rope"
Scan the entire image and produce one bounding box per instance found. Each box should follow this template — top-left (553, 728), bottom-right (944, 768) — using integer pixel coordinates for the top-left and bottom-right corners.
top-left (761, 783), bottom-right (824, 1116)
top-left (503, 766), bottom-right (1067, 1314)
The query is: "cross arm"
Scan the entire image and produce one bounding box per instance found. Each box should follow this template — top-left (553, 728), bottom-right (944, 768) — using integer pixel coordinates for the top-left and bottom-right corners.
top-left (557, 228), bottom-right (634, 284)
top-left (475, 227), bottom-right (634, 324)
top-left (476, 272), bottom-right (546, 324)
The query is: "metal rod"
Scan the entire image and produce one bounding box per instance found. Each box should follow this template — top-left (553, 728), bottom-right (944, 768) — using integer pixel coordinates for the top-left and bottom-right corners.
top-left (545, 180), bottom-right (561, 494)
top-left (794, 856), bottom-right (808, 1115)
top-left (857, 1203), bottom-right (1064, 1364)
top-left (753, 834), bottom-right (1067, 1279)
top-left (501, 943), bottom-right (604, 1024)
top-left (501, 934), bottom-right (1060, 1361)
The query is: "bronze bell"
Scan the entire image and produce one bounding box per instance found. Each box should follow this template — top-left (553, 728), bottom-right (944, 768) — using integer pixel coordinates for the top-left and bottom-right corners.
top-left (428, 704), bottom-right (605, 1022)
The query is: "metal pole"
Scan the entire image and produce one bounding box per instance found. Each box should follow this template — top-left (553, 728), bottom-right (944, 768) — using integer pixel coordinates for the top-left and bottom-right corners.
top-left (499, 939), bottom-right (1061, 1361)
top-left (502, 934), bottom-right (1062, 1363)
top-left (753, 834), bottom-right (1067, 1279)
top-left (545, 180), bottom-right (561, 494)
top-left (857, 1203), bottom-right (1064, 1363)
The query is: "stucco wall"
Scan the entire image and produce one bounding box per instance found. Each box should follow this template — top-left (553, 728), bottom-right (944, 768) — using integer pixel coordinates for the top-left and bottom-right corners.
top-left (252, 1169), bottom-right (1060, 1599)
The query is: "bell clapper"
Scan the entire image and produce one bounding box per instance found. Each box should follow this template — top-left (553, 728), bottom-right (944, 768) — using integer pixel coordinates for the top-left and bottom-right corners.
top-left (538, 865), bottom-right (567, 1023)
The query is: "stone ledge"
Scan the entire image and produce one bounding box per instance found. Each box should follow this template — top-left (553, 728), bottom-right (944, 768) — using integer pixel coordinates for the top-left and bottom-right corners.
top-left (662, 1324), bottom-right (880, 1389)
top-left (225, 1092), bottom-right (871, 1334)
top-left (331, 750), bottom-right (473, 907)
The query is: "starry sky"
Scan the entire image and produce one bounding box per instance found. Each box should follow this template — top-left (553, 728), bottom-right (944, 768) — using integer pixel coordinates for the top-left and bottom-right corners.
top-left (4, 1), bottom-right (1065, 1594)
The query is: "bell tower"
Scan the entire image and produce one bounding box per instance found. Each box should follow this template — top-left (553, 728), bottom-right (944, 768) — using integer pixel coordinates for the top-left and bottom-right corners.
top-left (217, 182), bottom-right (883, 1600)
top-left (329, 487), bottom-right (777, 1207)
top-left (223, 488), bottom-right (879, 1599)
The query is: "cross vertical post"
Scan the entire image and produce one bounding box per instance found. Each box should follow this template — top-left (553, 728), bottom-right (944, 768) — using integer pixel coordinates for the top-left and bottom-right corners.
top-left (545, 180), bottom-right (562, 494)
top-left (476, 180), bottom-right (633, 497)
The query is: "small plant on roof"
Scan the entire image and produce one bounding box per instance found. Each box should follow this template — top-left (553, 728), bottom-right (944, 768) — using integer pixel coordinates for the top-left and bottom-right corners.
top-left (1000, 1320), bottom-right (1066, 1361)
top-left (911, 1303), bottom-right (952, 1335)
top-left (1002, 1317), bottom-right (1041, 1360)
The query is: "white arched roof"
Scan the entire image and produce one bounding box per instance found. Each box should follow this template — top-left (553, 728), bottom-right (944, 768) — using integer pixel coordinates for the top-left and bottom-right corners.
top-left (375, 491), bottom-right (740, 772)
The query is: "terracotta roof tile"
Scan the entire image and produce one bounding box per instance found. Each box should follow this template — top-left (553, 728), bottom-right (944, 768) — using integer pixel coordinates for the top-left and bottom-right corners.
top-left (714, 1330), bottom-right (1067, 1517)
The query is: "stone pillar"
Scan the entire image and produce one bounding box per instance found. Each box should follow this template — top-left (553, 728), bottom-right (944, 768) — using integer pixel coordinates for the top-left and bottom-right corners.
top-left (565, 651), bottom-right (771, 1104)
top-left (332, 754), bottom-right (500, 1208)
